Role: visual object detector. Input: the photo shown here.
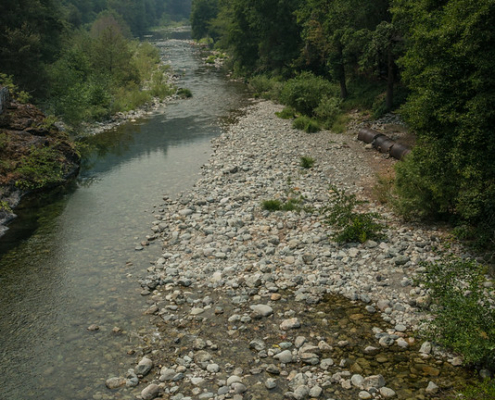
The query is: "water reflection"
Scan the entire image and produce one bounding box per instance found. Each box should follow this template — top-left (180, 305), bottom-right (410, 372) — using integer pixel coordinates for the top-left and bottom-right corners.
top-left (0, 32), bottom-right (249, 399)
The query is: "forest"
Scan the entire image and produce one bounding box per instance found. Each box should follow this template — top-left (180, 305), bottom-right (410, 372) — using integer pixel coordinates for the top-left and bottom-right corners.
top-left (0, 0), bottom-right (191, 124)
top-left (191, 0), bottom-right (495, 250)
top-left (0, 0), bottom-right (494, 247)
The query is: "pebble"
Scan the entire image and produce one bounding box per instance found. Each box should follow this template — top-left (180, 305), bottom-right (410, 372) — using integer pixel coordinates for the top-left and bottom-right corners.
top-left (136, 357), bottom-right (153, 376)
top-left (141, 383), bottom-right (161, 400)
top-left (105, 377), bottom-right (125, 389)
top-left (120, 101), bottom-right (473, 400)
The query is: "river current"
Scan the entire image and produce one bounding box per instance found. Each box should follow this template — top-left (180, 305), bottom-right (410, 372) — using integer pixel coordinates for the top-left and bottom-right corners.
top-left (0, 30), bottom-right (248, 400)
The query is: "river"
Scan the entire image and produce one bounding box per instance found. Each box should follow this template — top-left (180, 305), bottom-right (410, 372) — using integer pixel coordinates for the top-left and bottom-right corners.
top-left (0, 30), bottom-right (248, 400)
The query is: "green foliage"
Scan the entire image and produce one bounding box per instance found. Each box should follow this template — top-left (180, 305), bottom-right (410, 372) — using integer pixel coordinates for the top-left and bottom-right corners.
top-left (293, 116), bottom-right (320, 133)
top-left (221, 0), bottom-right (302, 75)
top-left (393, 145), bottom-right (454, 221)
top-left (315, 96), bottom-right (342, 129)
top-left (372, 174), bottom-right (394, 205)
top-left (0, 0), bottom-right (65, 94)
top-left (176, 88), bottom-right (193, 98)
top-left (262, 198), bottom-right (303, 212)
top-left (205, 55), bottom-right (216, 64)
top-left (0, 73), bottom-right (31, 103)
top-left (14, 146), bottom-right (65, 190)
top-left (0, 200), bottom-right (12, 212)
top-left (275, 107), bottom-right (296, 120)
top-left (300, 156), bottom-right (315, 169)
top-left (45, 23), bottom-right (174, 125)
top-left (280, 72), bottom-right (337, 116)
top-left (248, 75), bottom-right (283, 100)
top-left (342, 78), bottom-right (387, 111)
top-left (330, 114), bottom-right (351, 133)
top-left (262, 199), bottom-right (283, 211)
top-left (392, 0), bottom-right (495, 248)
top-left (324, 185), bottom-right (384, 243)
top-left (191, 0), bottom-right (219, 40)
top-left (416, 257), bottom-right (495, 369)
top-left (455, 379), bottom-right (495, 400)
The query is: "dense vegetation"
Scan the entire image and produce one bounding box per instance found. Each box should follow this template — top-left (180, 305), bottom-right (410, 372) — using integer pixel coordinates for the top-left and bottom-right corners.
top-left (191, 0), bottom-right (495, 250)
top-left (0, 0), bottom-right (192, 125)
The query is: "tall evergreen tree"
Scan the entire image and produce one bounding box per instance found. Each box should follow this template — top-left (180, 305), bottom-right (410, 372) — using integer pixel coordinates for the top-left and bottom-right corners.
top-left (393, 0), bottom-right (495, 244)
top-left (0, 0), bottom-right (65, 94)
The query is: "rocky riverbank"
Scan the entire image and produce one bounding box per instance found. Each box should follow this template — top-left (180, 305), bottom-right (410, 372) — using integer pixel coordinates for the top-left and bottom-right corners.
top-left (0, 96), bottom-right (80, 237)
top-left (113, 101), bottom-right (476, 400)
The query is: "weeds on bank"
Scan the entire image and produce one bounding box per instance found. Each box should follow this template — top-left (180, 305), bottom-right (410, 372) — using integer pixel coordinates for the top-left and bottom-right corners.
top-left (415, 257), bottom-right (495, 370)
top-left (176, 88), bottom-right (192, 98)
top-left (275, 106), bottom-right (296, 119)
top-left (0, 200), bottom-right (12, 212)
top-left (323, 185), bottom-right (385, 243)
top-left (300, 156), bottom-right (315, 169)
top-left (451, 379), bottom-right (495, 400)
top-left (262, 176), bottom-right (313, 213)
top-left (373, 174), bottom-right (395, 204)
top-left (14, 146), bottom-right (65, 190)
top-left (293, 116), bottom-right (320, 133)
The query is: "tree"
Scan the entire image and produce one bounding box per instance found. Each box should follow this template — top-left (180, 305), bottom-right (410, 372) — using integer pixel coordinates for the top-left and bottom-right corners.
top-left (392, 0), bottom-right (495, 245)
top-left (296, 0), bottom-right (390, 98)
top-left (191, 0), bottom-right (219, 40)
top-left (222, 0), bottom-right (303, 75)
top-left (0, 0), bottom-right (65, 94)
top-left (90, 13), bottom-right (137, 83)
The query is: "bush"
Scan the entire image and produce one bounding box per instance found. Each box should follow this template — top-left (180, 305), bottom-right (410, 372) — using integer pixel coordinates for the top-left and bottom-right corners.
top-left (324, 185), bottom-right (384, 243)
top-left (262, 199), bottom-right (282, 211)
top-left (315, 96), bottom-right (342, 129)
top-left (416, 257), bottom-right (495, 369)
top-left (275, 106), bottom-right (296, 119)
top-left (248, 75), bottom-right (282, 99)
top-left (293, 116), bottom-right (320, 133)
top-left (280, 72), bottom-right (337, 116)
top-left (300, 156), bottom-right (315, 169)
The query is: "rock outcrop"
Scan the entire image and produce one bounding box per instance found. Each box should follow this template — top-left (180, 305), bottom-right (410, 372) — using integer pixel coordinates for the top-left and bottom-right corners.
top-left (0, 90), bottom-right (80, 236)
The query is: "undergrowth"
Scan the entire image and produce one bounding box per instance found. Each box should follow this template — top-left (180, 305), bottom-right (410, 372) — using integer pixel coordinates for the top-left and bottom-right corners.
top-left (324, 185), bottom-right (384, 243)
top-left (415, 257), bottom-right (495, 370)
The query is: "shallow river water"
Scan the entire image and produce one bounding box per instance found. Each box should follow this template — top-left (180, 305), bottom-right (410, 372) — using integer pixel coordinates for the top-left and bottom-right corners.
top-left (0, 31), bottom-right (248, 400)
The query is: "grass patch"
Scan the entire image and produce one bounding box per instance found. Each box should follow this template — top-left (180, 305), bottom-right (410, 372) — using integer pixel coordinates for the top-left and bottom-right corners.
top-left (262, 198), bottom-right (303, 212)
top-left (329, 113), bottom-right (351, 133)
top-left (372, 174), bottom-right (395, 204)
top-left (453, 379), bottom-right (495, 400)
top-left (293, 116), bottom-right (320, 133)
top-left (275, 106), bottom-right (296, 120)
top-left (324, 185), bottom-right (385, 243)
top-left (262, 199), bottom-right (283, 211)
top-left (300, 156), bottom-right (315, 169)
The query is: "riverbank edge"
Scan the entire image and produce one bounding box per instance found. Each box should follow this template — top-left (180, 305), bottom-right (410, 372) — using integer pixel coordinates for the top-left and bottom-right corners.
top-left (121, 100), bottom-right (480, 399)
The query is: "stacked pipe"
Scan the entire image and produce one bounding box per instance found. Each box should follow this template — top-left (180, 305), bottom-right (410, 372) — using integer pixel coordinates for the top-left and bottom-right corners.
top-left (357, 128), bottom-right (411, 160)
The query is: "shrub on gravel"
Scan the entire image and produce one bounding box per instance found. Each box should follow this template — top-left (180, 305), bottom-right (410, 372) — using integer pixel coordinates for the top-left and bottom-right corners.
top-left (300, 156), bottom-right (315, 169)
top-left (324, 185), bottom-right (384, 243)
top-left (275, 106), bottom-right (296, 120)
top-left (280, 72), bottom-right (336, 116)
top-left (415, 257), bottom-right (495, 370)
top-left (293, 116), bottom-right (319, 133)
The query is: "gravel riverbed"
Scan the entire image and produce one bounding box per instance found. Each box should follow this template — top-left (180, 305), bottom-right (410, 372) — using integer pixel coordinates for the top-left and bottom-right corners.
top-left (112, 101), bottom-right (475, 400)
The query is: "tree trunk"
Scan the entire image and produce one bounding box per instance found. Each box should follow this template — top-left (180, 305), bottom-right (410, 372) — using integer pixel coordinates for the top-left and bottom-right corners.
top-left (386, 46), bottom-right (394, 110)
top-left (338, 45), bottom-right (348, 99)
